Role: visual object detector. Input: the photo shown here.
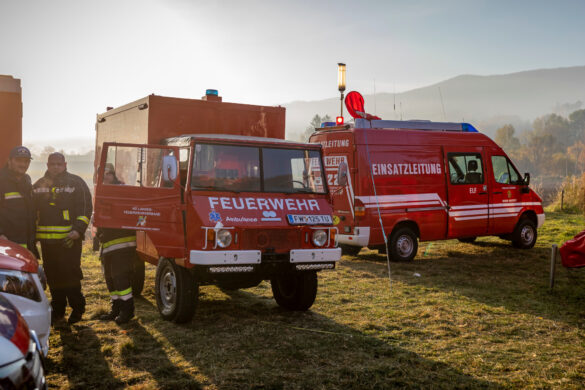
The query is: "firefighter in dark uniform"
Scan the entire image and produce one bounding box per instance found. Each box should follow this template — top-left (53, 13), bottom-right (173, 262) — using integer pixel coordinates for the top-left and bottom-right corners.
top-left (97, 164), bottom-right (136, 324)
top-left (0, 146), bottom-right (37, 255)
top-left (33, 152), bottom-right (92, 324)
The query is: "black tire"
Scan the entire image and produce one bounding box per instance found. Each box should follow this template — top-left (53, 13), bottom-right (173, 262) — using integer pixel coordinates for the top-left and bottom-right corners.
top-left (457, 236), bottom-right (477, 243)
top-left (511, 218), bottom-right (537, 249)
top-left (132, 255), bottom-right (145, 297)
top-left (389, 227), bottom-right (418, 262)
top-left (340, 244), bottom-right (362, 256)
top-left (271, 272), bottom-right (318, 311)
top-left (155, 258), bottom-right (198, 323)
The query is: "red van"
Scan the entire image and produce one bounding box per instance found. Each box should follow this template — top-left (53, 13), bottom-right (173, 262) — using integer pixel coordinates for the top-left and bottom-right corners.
top-left (310, 119), bottom-right (544, 260)
top-left (93, 135), bottom-right (340, 322)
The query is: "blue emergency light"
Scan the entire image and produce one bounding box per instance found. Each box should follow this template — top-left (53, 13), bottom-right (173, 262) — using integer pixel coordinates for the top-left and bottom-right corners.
top-left (461, 123), bottom-right (479, 132)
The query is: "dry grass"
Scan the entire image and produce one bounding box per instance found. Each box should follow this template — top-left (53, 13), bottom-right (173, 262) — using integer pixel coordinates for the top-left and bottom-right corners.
top-left (45, 212), bottom-right (585, 389)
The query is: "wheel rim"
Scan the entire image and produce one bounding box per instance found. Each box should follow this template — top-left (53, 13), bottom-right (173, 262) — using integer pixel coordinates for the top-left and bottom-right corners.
top-left (520, 225), bottom-right (534, 245)
top-left (159, 264), bottom-right (177, 315)
top-left (396, 235), bottom-right (414, 258)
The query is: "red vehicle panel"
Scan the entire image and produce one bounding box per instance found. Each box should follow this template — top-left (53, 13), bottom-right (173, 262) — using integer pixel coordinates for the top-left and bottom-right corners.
top-left (311, 119), bottom-right (544, 261)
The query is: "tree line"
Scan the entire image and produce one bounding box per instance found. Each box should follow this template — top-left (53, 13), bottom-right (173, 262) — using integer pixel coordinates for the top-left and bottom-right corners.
top-left (494, 109), bottom-right (584, 178)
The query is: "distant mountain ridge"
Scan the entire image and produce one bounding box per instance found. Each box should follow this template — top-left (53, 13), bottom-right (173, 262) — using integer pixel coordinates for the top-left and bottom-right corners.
top-left (284, 65), bottom-right (585, 139)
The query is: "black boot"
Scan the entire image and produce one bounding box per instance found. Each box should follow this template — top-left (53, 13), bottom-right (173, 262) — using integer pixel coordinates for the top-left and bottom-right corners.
top-left (99, 300), bottom-right (121, 321)
top-left (115, 299), bottom-right (134, 325)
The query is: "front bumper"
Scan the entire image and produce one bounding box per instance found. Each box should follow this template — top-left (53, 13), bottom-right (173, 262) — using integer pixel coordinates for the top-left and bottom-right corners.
top-left (190, 250), bottom-right (262, 265)
top-left (336, 226), bottom-right (370, 247)
top-left (190, 248), bottom-right (341, 273)
top-left (537, 213), bottom-right (545, 228)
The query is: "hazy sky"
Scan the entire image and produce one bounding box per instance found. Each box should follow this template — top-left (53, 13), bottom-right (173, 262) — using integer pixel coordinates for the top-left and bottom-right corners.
top-left (1, 0), bottom-right (584, 152)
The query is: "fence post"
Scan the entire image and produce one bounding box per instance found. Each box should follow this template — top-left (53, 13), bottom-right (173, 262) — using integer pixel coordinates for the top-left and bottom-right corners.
top-left (549, 244), bottom-right (558, 290)
top-left (561, 189), bottom-right (564, 211)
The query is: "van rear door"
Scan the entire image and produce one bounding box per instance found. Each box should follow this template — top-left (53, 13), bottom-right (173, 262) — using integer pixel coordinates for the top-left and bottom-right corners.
top-left (444, 147), bottom-right (489, 238)
top-left (94, 142), bottom-right (184, 258)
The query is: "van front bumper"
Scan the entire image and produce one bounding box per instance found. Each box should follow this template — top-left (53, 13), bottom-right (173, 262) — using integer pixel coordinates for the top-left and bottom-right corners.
top-left (537, 213), bottom-right (545, 228)
top-left (336, 226), bottom-right (370, 247)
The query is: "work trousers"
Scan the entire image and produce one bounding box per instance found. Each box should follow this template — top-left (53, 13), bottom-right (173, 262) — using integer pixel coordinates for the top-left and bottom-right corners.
top-left (102, 248), bottom-right (133, 301)
top-left (41, 239), bottom-right (85, 316)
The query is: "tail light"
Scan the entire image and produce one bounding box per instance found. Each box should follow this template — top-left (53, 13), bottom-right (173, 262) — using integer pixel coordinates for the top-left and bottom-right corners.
top-left (354, 198), bottom-right (366, 217)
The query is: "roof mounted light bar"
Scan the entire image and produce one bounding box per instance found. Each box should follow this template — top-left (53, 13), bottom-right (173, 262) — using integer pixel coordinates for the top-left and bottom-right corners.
top-left (354, 119), bottom-right (479, 132)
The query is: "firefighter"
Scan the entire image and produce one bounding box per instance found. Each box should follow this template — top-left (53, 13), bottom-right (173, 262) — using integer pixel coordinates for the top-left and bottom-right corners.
top-left (33, 152), bottom-right (92, 324)
top-left (97, 164), bottom-right (136, 324)
top-left (0, 146), bottom-right (37, 254)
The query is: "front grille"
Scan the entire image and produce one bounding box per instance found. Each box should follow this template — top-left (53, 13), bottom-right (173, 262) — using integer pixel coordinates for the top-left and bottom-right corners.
top-left (241, 229), bottom-right (301, 252)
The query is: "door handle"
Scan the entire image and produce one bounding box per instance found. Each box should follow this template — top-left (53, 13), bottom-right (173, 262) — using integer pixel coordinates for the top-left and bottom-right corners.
top-left (479, 192), bottom-right (488, 195)
top-left (493, 191), bottom-right (503, 194)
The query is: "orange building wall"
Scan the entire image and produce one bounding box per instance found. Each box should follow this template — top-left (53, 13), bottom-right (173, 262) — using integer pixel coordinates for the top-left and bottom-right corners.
top-left (0, 75), bottom-right (23, 166)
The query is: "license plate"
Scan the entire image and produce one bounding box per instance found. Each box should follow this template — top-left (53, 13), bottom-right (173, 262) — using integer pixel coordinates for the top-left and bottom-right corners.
top-left (287, 214), bottom-right (333, 225)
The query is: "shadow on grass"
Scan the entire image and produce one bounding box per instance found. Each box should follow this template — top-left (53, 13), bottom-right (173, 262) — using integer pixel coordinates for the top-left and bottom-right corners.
top-left (343, 242), bottom-right (585, 326)
top-left (49, 323), bottom-right (124, 389)
top-left (121, 321), bottom-right (203, 389)
top-left (140, 288), bottom-right (502, 389)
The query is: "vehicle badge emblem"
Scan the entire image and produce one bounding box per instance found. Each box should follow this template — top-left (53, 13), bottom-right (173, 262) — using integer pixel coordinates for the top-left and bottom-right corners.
top-left (137, 215), bottom-right (147, 226)
top-left (209, 210), bottom-right (222, 222)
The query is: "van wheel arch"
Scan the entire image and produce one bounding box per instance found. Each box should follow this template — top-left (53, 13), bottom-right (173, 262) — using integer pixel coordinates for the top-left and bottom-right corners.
top-left (520, 211), bottom-right (537, 226)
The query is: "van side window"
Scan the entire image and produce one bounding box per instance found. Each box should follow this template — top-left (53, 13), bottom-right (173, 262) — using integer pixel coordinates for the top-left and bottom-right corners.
top-left (448, 153), bottom-right (484, 185)
top-left (491, 155), bottom-right (521, 184)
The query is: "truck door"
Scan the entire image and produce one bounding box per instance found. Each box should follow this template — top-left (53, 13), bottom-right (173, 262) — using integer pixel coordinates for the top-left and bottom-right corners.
top-left (94, 142), bottom-right (185, 258)
top-left (445, 147), bottom-right (489, 238)
top-left (488, 153), bottom-right (525, 234)
top-left (322, 152), bottom-right (357, 234)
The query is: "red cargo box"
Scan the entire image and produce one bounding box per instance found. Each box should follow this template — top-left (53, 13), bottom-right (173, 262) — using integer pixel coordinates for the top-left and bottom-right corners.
top-left (95, 92), bottom-right (285, 171)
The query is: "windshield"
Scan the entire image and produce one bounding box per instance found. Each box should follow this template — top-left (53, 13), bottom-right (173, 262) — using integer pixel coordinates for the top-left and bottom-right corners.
top-left (191, 143), bottom-right (326, 194)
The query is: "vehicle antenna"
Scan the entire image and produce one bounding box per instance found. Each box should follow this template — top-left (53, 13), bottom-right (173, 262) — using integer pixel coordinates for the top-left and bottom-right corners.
top-left (393, 83), bottom-right (396, 119)
top-left (374, 78), bottom-right (377, 116)
top-left (400, 101), bottom-right (403, 121)
top-left (439, 86), bottom-right (447, 121)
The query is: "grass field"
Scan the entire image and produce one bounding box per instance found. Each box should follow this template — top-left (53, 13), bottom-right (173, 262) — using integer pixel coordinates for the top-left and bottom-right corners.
top-left (45, 212), bottom-right (585, 389)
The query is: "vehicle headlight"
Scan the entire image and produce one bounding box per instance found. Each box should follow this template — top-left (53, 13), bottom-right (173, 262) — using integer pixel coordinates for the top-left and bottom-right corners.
top-left (0, 269), bottom-right (41, 301)
top-left (312, 229), bottom-right (327, 247)
top-left (216, 229), bottom-right (233, 248)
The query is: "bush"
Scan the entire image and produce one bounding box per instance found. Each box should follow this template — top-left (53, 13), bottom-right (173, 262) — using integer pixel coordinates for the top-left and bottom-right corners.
top-left (548, 174), bottom-right (585, 213)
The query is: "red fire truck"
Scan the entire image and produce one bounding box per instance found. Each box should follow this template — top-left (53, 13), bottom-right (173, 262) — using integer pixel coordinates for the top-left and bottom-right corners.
top-left (94, 92), bottom-right (340, 322)
top-left (310, 118), bottom-right (545, 261)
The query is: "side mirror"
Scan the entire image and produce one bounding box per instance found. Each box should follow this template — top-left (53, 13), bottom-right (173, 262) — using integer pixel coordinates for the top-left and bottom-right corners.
top-left (337, 161), bottom-right (348, 187)
top-left (162, 155), bottom-right (178, 182)
top-left (523, 172), bottom-right (530, 186)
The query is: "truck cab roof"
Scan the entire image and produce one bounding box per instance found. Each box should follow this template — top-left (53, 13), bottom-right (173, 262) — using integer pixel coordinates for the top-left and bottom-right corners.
top-left (163, 134), bottom-right (322, 149)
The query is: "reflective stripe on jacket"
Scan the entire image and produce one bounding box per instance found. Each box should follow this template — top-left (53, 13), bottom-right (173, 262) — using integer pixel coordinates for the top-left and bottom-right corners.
top-left (102, 235), bottom-right (137, 254)
top-left (33, 170), bottom-right (92, 243)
